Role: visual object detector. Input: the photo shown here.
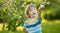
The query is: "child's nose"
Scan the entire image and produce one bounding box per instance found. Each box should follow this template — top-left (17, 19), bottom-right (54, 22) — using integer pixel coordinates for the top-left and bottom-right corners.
top-left (33, 11), bottom-right (36, 14)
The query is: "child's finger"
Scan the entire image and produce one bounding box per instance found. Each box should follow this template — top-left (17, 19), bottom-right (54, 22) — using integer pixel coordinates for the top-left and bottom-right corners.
top-left (39, 4), bottom-right (45, 10)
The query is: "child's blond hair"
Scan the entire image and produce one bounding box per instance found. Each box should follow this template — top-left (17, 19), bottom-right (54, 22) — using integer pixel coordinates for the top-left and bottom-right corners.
top-left (25, 4), bottom-right (37, 18)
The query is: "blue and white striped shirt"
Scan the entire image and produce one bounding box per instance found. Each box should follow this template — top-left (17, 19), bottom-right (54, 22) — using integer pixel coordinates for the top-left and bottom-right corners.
top-left (23, 17), bottom-right (42, 33)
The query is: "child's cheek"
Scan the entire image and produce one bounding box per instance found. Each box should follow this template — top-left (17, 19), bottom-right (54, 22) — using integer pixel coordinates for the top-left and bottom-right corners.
top-left (29, 11), bottom-right (32, 15)
top-left (30, 11), bottom-right (33, 15)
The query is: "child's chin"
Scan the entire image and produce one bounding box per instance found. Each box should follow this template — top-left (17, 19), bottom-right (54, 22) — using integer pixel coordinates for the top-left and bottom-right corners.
top-left (33, 15), bottom-right (35, 16)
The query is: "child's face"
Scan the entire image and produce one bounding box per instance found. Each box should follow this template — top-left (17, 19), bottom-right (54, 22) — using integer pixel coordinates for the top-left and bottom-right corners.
top-left (28, 7), bottom-right (37, 18)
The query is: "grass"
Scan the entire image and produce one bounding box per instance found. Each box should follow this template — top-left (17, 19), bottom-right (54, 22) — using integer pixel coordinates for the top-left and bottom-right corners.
top-left (0, 30), bottom-right (24, 33)
top-left (42, 22), bottom-right (60, 33)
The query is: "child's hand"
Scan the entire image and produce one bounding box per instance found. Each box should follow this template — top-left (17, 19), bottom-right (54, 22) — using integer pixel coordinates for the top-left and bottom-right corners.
top-left (39, 4), bottom-right (45, 10)
top-left (23, 28), bottom-right (28, 33)
top-left (24, 30), bottom-right (28, 33)
top-left (39, 2), bottom-right (45, 10)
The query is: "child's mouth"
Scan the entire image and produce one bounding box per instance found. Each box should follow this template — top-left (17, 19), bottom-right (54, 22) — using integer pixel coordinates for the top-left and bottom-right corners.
top-left (33, 13), bottom-right (36, 15)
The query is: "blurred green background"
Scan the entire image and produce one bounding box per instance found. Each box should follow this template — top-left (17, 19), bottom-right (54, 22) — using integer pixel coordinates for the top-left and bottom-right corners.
top-left (0, 0), bottom-right (60, 33)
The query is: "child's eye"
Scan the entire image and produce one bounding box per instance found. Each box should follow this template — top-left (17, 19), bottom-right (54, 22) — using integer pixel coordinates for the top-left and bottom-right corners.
top-left (30, 10), bottom-right (33, 11)
top-left (34, 8), bottom-right (37, 10)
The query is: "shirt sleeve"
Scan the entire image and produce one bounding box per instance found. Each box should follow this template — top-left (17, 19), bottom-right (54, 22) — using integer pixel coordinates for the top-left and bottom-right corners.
top-left (36, 16), bottom-right (42, 24)
top-left (36, 16), bottom-right (42, 21)
top-left (38, 17), bottom-right (42, 21)
top-left (23, 22), bottom-right (28, 28)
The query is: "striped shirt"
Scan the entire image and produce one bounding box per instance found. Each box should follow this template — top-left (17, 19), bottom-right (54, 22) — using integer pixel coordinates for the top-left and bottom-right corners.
top-left (23, 17), bottom-right (42, 33)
